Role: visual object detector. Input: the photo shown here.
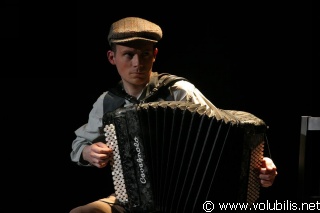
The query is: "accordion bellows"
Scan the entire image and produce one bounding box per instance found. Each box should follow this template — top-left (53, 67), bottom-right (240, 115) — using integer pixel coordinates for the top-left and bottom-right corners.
top-left (102, 101), bottom-right (266, 213)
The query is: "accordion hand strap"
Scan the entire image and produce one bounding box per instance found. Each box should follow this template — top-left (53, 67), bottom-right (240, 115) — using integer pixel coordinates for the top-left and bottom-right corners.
top-left (141, 73), bottom-right (188, 103)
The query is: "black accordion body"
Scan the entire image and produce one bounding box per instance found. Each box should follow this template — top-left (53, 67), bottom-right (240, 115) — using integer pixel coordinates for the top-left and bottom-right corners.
top-left (102, 101), bottom-right (266, 213)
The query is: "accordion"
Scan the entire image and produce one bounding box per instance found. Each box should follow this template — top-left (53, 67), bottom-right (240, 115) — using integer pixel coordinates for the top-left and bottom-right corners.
top-left (102, 101), bottom-right (266, 213)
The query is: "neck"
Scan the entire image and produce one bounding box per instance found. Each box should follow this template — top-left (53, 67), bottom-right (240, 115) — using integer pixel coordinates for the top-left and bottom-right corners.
top-left (123, 84), bottom-right (146, 98)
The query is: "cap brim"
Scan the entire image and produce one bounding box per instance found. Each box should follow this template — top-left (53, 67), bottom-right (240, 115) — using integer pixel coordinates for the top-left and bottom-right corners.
top-left (109, 37), bottom-right (158, 45)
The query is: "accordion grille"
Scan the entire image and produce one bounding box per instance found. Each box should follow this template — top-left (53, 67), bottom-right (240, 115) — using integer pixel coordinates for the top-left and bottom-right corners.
top-left (247, 142), bottom-right (264, 204)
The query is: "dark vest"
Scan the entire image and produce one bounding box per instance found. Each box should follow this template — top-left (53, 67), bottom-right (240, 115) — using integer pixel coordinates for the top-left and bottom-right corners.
top-left (92, 72), bottom-right (188, 143)
top-left (103, 72), bottom-right (188, 114)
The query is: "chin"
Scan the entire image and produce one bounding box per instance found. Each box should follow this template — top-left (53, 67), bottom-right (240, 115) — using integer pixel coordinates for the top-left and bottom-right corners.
top-left (129, 78), bottom-right (148, 85)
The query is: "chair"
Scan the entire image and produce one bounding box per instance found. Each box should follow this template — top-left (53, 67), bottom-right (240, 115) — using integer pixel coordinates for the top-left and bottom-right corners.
top-left (298, 116), bottom-right (320, 202)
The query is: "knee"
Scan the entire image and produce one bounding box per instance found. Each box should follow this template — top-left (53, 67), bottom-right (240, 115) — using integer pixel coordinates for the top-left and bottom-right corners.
top-left (69, 205), bottom-right (110, 213)
top-left (69, 207), bottom-right (81, 213)
top-left (69, 206), bottom-right (81, 213)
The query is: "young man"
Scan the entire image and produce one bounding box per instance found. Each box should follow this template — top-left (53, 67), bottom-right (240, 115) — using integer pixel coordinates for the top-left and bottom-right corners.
top-left (70, 17), bottom-right (277, 213)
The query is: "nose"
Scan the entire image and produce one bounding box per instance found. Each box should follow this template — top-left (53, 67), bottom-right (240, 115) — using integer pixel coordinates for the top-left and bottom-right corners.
top-left (132, 54), bottom-right (141, 67)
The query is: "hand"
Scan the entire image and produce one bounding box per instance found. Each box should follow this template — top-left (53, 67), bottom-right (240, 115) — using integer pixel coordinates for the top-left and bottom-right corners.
top-left (259, 157), bottom-right (278, 187)
top-left (82, 142), bottom-right (113, 168)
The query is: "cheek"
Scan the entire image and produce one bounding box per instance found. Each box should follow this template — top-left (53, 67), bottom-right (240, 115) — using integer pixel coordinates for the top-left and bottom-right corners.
top-left (114, 58), bottom-right (126, 68)
top-left (116, 64), bottom-right (130, 77)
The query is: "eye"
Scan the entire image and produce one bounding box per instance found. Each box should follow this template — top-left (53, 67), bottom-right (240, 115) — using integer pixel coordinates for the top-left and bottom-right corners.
top-left (125, 52), bottom-right (134, 58)
top-left (142, 51), bottom-right (152, 57)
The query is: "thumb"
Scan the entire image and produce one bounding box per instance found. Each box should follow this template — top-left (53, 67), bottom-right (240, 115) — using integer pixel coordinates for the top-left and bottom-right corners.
top-left (262, 157), bottom-right (277, 171)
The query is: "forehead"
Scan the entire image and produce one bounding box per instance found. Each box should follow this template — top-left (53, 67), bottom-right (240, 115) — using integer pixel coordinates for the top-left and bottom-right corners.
top-left (115, 40), bottom-right (155, 51)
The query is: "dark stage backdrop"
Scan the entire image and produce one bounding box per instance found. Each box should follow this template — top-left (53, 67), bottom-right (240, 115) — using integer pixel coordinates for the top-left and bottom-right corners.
top-left (2, 2), bottom-right (317, 212)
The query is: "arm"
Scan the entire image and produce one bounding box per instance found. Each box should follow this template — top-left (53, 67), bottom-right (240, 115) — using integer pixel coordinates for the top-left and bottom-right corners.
top-left (169, 80), bottom-right (219, 111)
top-left (70, 92), bottom-right (112, 168)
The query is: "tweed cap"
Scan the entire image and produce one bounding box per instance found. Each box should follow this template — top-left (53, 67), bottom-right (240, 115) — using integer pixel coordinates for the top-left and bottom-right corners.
top-left (108, 17), bottom-right (162, 45)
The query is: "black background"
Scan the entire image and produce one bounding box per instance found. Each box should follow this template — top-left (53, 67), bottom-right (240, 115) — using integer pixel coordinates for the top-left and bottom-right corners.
top-left (2, 1), bottom-right (318, 212)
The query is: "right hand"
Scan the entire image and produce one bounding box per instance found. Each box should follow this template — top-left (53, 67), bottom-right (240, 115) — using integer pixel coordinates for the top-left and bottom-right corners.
top-left (82, 142), bottom-right (113, 168)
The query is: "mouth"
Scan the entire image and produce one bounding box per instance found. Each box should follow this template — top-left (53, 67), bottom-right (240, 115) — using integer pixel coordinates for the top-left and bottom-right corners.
top-left (130, 71), bottom-right (146, 75)
top-left (130, 72), bottom-right (146, 78)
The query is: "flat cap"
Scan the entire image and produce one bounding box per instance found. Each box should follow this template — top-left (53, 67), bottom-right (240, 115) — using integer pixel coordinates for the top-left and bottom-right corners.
top-left (108, 17), bottom-right (162, 45)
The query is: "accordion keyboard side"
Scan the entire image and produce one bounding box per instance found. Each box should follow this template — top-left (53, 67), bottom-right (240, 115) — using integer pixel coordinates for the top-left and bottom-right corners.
top-left (103, 106), bottom-right (155, 212)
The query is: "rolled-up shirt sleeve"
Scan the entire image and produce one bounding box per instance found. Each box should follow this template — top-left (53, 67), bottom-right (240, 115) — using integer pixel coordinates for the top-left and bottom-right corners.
top-left (170, 80), bottom-right (219, 111)
top-left (70, 92), bottom-right (106, 166)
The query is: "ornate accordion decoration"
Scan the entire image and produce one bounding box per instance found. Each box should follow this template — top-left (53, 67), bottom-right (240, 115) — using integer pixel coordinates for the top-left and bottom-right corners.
top-left (102, 101), bottom-right (266, 213)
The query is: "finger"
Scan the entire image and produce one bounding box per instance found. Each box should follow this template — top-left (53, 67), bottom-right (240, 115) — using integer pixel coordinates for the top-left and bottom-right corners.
top-left (92, 142), bottom-right (113, 152)
top-left (92, 159), bottom-right (109, 168)
top-left (260, 158), bottom-right (268, 174)
top-left (262, 157), bottom-right (277, 173)
top-left (259, 173), bottom-right (274, 181)
top-left (260, 167), bottom-right (267, 174)
top-left (260, 179), bottom-right (273, 187)
top-left (99, 161), bottom-right (107, 167)
top-left (260, 166), bottom-right (278, 175)
top-left (259, 174), bottom-right (273, 187)
top-left (261, 157), bottom-right (267, 169)
top-left (264, 157), bottom-right (274, 170)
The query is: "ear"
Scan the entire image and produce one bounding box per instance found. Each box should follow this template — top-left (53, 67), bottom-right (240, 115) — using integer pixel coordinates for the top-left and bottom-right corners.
top-left (153, 48), bottom-right (158, 62)
top-left (107, 50), bottom-right (116, 65)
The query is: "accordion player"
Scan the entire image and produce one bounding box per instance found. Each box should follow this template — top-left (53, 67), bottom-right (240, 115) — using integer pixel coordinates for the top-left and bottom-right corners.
top-left (100, 101), bottom-right (267, 213)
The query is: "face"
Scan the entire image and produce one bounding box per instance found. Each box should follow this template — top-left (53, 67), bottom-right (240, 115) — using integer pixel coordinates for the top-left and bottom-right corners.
top-left (107, 40), bottom-right (158, 90)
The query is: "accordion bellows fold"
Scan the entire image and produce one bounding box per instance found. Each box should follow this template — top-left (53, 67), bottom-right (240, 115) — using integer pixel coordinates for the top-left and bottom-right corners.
top-left (141, 101), bottom-right (266, 127)
top-left (100, 101), bottom-right (267, 213)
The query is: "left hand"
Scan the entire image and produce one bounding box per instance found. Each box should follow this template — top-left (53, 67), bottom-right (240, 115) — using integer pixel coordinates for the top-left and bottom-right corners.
top-left (259, 157), bottom-right (278, 187)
